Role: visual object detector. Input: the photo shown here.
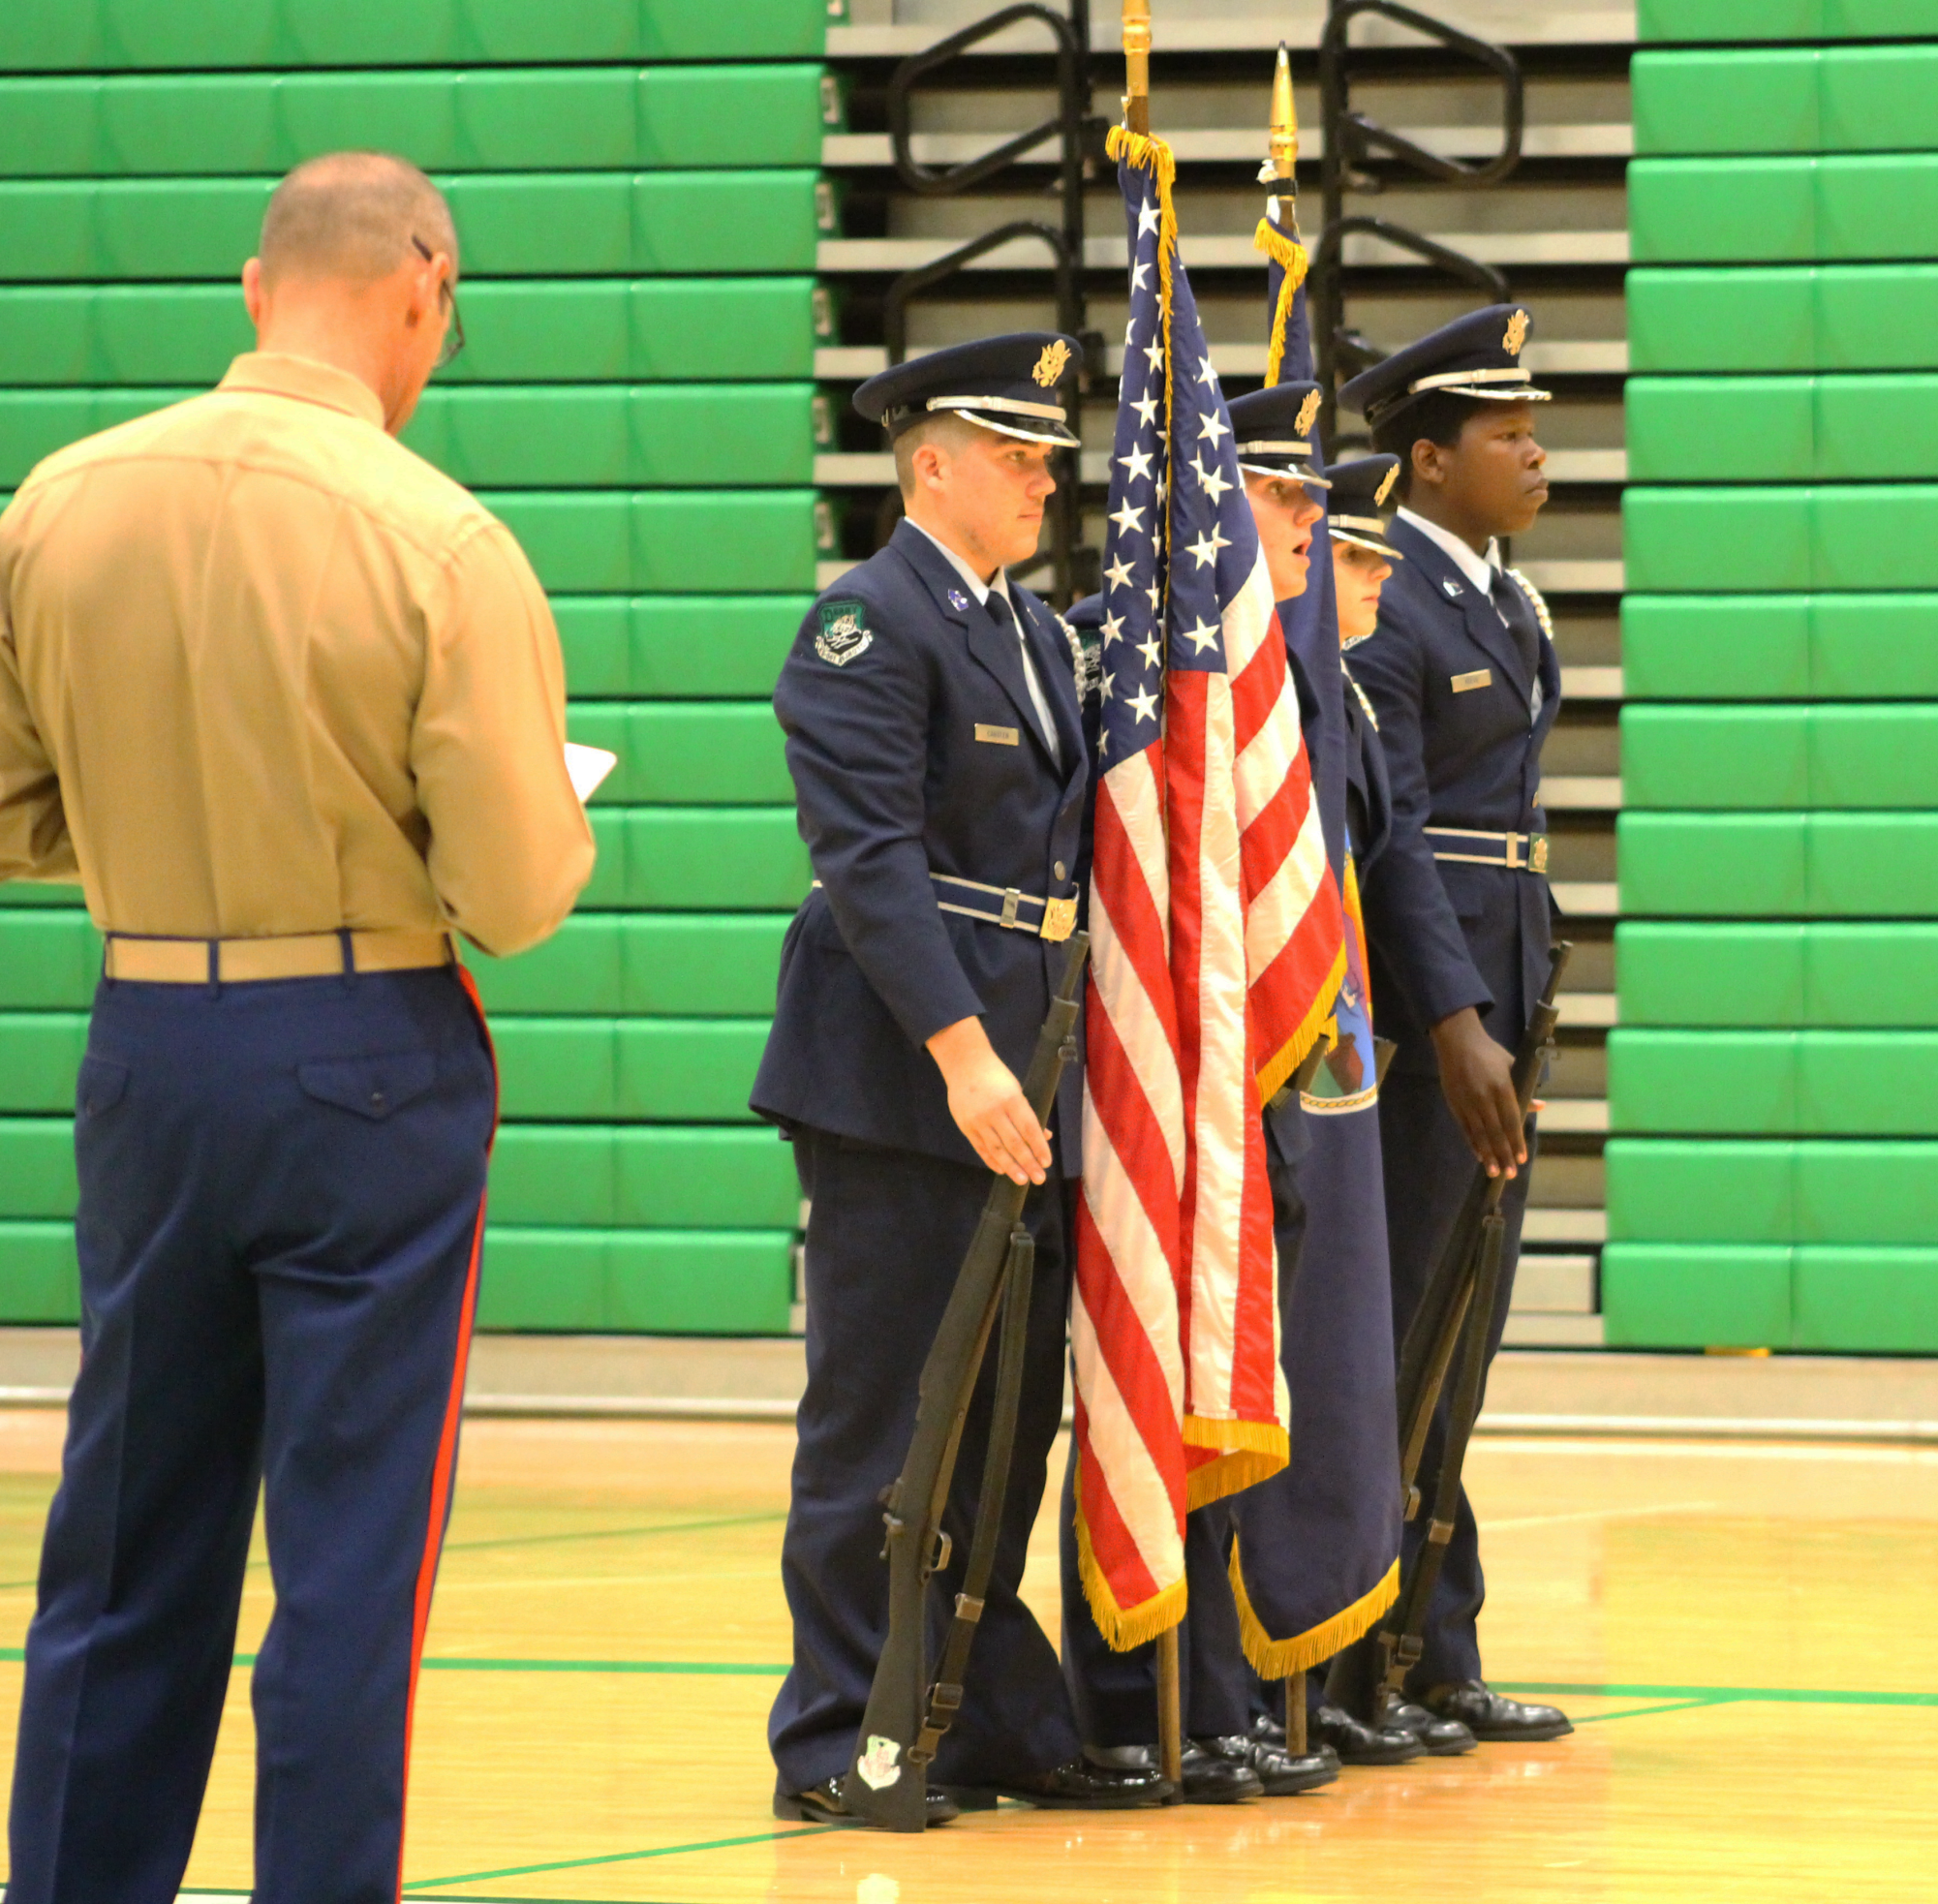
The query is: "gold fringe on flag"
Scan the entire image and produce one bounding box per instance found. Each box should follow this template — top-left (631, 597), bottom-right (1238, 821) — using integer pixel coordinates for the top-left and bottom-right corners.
top-left (1182, 1415), bottom-right (1291, 1513)
top-left (1228, 1539), bottom-right (1400, 1678)
top-left (1253, 216), bottom-right (1309, 390)
top-left (1252, 937), bottom-right (1349, 1108)
top-left (1073, 1491), bottom-right (1190, 1650)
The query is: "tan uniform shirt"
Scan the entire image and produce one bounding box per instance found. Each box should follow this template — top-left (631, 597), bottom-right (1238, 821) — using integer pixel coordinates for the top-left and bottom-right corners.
top-left (0, 352), bottom-right (594, 959)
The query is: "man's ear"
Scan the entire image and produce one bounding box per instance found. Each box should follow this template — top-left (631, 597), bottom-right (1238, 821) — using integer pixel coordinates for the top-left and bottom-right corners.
top-left (1410, 436), bottom-right (1444, 492)
top-left (241, 258), bottom-right (266, 330)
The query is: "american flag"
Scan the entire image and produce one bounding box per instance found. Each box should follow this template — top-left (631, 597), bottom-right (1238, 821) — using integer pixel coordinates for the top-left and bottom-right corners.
top-left (1071, 129), bottom-right (1347, 1646)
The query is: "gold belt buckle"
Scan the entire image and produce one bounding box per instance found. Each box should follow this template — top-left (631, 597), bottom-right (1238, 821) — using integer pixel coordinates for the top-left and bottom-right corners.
top-left (1039, 896), bottom-right (1078, 943)
top-left (1529, 835), bottom-right (1549, 875)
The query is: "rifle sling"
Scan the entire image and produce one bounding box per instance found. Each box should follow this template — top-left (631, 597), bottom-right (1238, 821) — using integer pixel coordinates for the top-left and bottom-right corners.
top-left (909, 1224), bottom-right (1035, 1767)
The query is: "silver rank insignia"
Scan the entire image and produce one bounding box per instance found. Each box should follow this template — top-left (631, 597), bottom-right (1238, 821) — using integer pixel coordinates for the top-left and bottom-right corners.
top-left (1442, 578), bottom-right (1463, 599)
top-left (947, 587), bottom-right (969, 611)
top-left (815, 599), bottom-right (873, 666)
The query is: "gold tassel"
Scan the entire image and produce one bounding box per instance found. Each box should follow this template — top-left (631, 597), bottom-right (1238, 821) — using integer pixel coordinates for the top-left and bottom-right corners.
top-left (1252, 216), bottom-right (1309, 390)
top-left (1073, 1489), bottom-right (1189, 1651)
top-left (1228, 1539), bottom-right (1400, 1679)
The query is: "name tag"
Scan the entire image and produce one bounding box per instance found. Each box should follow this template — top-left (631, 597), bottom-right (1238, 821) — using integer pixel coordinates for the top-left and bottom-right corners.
top-left (1451, 669), bottom-right (1492, 694)
top-left (975, 723), bottom-right (1020, 746)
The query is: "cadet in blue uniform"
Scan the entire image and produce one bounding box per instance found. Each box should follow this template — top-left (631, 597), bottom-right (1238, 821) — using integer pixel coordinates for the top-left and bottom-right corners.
top-left (1052, 382), bottom-right (1342, 1804)
top-left (1323, 306), bottom-right (1574, 1742)
top-left (753, 335), bottom-right (1172, 1823)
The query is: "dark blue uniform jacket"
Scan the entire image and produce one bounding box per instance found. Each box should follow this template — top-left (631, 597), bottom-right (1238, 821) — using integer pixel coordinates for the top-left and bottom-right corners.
top-left (1349, 514), bottom-right (1560, 1068)
top-left (1340, 657), bottom-right (1393, 875)
top-left (751, 519), bottom-right (1090, 1171)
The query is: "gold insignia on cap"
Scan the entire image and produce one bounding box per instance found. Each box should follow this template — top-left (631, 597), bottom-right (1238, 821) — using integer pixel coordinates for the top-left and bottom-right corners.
top-left (1502, 309), bottom-right (1529, 356)
top-left (1374, 463), bottom-right (1400, 507)
top-left (1295, 388), bottom-right (1322, 436)
top-left (1032, 339), bottom-right (1073, 387)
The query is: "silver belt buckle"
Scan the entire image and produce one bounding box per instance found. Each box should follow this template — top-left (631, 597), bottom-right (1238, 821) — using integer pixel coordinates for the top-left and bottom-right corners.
top-left (1039, 896), bottom-right (1078, 943)
top-left (1000, 887), bottom-right (1023, 929)
top-left (1505, 833), bottom-right (1523, 871)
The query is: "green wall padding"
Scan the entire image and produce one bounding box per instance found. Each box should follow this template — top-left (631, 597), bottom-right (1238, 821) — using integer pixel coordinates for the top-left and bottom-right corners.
top-left (0, 3), bottom-right (827, 1334)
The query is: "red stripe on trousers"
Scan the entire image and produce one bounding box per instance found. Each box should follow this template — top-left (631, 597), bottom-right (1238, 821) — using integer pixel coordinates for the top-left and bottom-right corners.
top-left (395, 963), bottom-right (496, 1901)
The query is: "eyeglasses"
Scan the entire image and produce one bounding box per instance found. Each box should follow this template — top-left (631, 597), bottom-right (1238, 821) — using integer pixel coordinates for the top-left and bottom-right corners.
top-left (412, 235), bottom-right (465, 369)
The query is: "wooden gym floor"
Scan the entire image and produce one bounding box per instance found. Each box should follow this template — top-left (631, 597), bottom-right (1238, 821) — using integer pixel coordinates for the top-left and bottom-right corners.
top-left (0, 1408), bottom-right (1932, 1901)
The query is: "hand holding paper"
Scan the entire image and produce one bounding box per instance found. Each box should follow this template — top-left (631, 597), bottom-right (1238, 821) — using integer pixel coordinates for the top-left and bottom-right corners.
top-left (564, 743), bottom-right (618, 805)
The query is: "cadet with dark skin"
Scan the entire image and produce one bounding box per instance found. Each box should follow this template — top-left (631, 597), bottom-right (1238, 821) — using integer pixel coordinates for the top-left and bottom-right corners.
top-left (1323, 307), bottom-right (1574, 1744)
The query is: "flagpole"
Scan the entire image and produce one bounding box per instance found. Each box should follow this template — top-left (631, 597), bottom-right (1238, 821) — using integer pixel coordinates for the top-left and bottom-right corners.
top-left (1122, 0), bottom-right (1151, 137)
top-left (1123, 0), bottom-right (1184, 1796)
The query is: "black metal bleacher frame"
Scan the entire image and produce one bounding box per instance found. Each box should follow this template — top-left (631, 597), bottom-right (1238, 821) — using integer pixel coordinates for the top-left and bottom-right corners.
top-left (881, 1), bottom-right (1100, 605)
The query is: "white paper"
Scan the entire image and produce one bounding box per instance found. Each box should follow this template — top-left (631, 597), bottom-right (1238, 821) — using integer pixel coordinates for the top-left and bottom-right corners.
top-left (564, 742), bottom-right (619, 805)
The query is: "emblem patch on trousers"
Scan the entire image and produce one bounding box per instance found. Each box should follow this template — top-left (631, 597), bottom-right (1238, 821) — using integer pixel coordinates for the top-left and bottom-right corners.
top-left (815, 599), bottom-right (874, 666)
top-left (857, 1735), bottom-right (904, 1790)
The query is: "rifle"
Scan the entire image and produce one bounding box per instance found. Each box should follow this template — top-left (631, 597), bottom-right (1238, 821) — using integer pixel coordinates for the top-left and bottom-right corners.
top-left (1369, 940), bottom-right (1571, 1718)
top-left (843, 933), bottom-right (1091, 1831)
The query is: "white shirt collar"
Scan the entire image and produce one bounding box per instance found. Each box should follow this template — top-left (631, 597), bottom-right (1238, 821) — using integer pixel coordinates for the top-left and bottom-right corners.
top-left (908, 518), bottom-right (1010, 608)
top-left (1397, 507), bottom-right (1500, 598)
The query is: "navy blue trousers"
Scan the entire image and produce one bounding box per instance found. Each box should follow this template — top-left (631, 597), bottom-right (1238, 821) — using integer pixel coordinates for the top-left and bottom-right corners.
top-left (1059, 1117), bottom-right (1306, 1746)
top-left (770, 1129), bottom-right (1082, 1794)
top-left (8, 967), bottom-right (495, 1904)
top-left (1327, 1067), bottom-right (1532, 1708)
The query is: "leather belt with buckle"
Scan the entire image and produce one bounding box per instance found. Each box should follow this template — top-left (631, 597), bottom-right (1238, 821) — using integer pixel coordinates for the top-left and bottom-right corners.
top-left (104, 928), bottom-right (455, 984)
top-left (1424, 827), bottom-right (1550, 875)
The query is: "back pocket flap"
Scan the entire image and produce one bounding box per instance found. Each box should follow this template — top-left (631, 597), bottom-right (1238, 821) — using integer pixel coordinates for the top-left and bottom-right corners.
top-left (297, 1052), bottom-right (438, 1121)
top-left (77, 1056), bottom-right (131, 1120)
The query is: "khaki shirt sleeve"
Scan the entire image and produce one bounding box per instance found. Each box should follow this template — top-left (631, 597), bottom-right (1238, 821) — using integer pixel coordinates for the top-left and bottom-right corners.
top-left (412, 517), bottom-right (596, 958)
top-left (0, 527), bottom-right (79, 887)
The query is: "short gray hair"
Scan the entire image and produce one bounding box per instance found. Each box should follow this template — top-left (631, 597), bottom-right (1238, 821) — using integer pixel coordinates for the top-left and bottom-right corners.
top-left (260, 151), bottom-right (458, 287)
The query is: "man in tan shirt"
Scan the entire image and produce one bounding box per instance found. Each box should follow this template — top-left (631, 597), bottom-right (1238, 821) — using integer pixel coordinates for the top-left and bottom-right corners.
top-left (0, 152), bottom-right (593, 1899)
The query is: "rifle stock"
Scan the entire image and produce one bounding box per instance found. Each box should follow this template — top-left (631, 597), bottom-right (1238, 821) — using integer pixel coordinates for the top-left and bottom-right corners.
top-left (845, 934), bottom-right (1091, 1830)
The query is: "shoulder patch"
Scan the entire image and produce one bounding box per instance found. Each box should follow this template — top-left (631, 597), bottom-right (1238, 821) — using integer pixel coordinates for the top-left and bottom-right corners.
top-left (815, 598), bottom-right (874, 667)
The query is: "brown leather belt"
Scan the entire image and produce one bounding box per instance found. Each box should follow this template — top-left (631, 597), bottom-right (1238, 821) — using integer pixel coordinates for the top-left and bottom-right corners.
top-left (103, 928), bottom-right (453, 985)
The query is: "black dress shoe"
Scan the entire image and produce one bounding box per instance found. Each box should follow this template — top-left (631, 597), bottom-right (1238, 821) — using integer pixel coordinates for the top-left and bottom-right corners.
top-left (1207, 1729), bottom-right (1339, 1796)
top-left (1382, 1698), bottom-right (1477, 1756)
top-left (979, 1753), bottom-right (1177, 1809)
top-left (1309, 1702), bottom-right (1426, 1766)
top-left (1421, 1680), bottom-right (1574, 1742)
top-left (1179, 1737), bottom-right (1264, 1803)
top-left (775, 1775), bottom-right (960, 1827)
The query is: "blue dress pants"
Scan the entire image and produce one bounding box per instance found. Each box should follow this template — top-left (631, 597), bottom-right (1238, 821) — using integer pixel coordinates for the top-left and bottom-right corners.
top-left (7, 965), bottom-right (495, 1904)
top-left (769, 1128), bottom-right (1083, 1795)
top-left (1327, 1067), bottom-right (1532, 1709)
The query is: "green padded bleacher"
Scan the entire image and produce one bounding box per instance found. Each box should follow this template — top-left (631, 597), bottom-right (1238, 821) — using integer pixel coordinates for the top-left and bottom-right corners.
top-left (0, 68), bottom-right (833, 175)
top-left (1617, 923), bottom-right (1938, 1026)
top-left (1618, 813), bottom-right (1938, 916)
top-left (0, 1), bottom-right (835, 70)
top-left (1624, 486), bottom-right (1938, 593)
top-left (1636, 4), bottom-right (1938, 48)
top-left (0, 282), bottom-right (828, 384)
top-left (0, 172), bottom-right (826, 280)
top-left (0, 6), bottom-right (826, 1335)
top-left (1622, 597), bottom-right (1938, 699)
top-left (1619, 27), bottom-right (1938, 1354)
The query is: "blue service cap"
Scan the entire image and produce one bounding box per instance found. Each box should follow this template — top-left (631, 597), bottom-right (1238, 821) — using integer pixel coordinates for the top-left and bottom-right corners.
top-left (1337, 303), bottom-right (1550, 429)
top-left (1324, 455), bottom-right (1403, 561)
top-left (853, 331), bottom-right (1083, 447)
top-left (1226, 379), bottom-right (1330, 487)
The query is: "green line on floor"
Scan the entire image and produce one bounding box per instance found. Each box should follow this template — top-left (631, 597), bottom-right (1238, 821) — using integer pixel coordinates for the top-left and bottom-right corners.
top-left (1572, 1696), bottom-right (1726, 1725)
top-left (1498, 1681), bottom-right (1938, 1708)
top-left (402, 1826), bottom-right (837, 1890)
top-left (440, 1510), bottom-right (788, 1559)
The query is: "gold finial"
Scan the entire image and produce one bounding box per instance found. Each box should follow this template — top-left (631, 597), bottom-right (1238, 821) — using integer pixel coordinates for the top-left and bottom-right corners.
top-left (1123, 0), bottom-right (1151, 137)
top-left (1267, 43), bottom-right (1297, 181)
